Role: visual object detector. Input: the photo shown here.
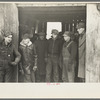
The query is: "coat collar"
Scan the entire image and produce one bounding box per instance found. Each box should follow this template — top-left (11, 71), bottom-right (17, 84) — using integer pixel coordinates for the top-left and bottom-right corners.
top-left (20, 40), bottom-right (32, 47)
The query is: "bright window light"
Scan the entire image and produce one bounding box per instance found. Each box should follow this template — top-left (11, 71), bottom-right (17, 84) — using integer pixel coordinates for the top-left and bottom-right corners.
top-left (46, 22), bottom-right (62, 39)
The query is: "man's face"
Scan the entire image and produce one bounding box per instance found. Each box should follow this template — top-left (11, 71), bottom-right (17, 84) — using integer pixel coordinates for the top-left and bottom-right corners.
top-left (52, 33), bottom-right (57, 39)
top-left (39, 36), bottom-right (44, 40)
top-left (5, 35), bottom-right (12, 44)
top-left (23, 38), bottom-right (30, 45)
top-left (77, 28), bottom-right (84, 34)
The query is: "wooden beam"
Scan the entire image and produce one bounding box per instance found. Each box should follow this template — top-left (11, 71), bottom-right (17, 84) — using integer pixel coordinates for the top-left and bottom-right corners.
top-left (16, 2), bottom-right (86, 7)
top-left (18, 6), bottom-right (86, 11)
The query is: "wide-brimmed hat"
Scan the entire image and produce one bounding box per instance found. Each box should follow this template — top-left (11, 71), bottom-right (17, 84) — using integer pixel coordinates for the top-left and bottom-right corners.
top-left (51, 29), bottom-right (59, 35)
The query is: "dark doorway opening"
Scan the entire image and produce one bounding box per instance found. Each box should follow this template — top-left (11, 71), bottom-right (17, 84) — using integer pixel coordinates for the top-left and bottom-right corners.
top-left (18, 5), bottom-right (86, 82)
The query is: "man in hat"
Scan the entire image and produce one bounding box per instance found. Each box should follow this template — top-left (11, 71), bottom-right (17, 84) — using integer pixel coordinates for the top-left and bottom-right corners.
top-left (46, 29), bottom-right (62, 82)
top-left (19, 33), bottom-right (37, 82)
top-left (0, 30), bottom-right (21, 82)
top-left (76, 22), bottom-right (86, 82)
top-left (34, 32), bottom-right (48, 82)
top-left (62, 31), bottom-right (77, 82)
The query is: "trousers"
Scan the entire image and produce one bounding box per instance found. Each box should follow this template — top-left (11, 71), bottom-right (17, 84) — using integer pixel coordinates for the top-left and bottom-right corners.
top-left (0, 67), bottom-right (13, 82)
top-left (46, 55), bottom-right (59, 82)
top-left (62, 59), bottom-right (75, 82)
top-left (23, 70), bottom-right (35, 82)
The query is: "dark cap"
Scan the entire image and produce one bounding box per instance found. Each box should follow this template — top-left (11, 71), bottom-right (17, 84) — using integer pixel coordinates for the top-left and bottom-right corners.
top-left (76, 22), bottom-right (85, 29)
top-left (1, 30), bottom-right (13, 37)
top-left (22, 33), bottom-right (30, 39)
top-left (63, 31), bottom-right (71, 37)
top-left (38, 32), bottom-right (45, 36)
top-left (51, 29), bottom-right (59, 35)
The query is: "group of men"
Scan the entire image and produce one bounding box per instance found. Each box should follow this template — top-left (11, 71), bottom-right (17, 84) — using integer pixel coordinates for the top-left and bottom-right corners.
top-left (0, 22), bottom-right (86, 82)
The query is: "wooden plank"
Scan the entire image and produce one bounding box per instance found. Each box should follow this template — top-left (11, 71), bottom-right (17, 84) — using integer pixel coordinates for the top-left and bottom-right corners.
top-left (16, 3), bottom-right (86, 7)
top-left (86, 4), bottom-right (100, 82)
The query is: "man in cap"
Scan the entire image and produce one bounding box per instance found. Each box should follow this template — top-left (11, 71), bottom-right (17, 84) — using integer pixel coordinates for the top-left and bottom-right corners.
top-left (76, 22), bottom-right (86, 82)
top-left (46, 29), bottom-right (62, 82)
top-left (34, 32), bottom-right (48, 82)
top-left (19, 33), bottom-right (37, 82)
top-left (62, 31), bottom-right (77, 82)
top-left (0, 30), bottom-right (21, 82)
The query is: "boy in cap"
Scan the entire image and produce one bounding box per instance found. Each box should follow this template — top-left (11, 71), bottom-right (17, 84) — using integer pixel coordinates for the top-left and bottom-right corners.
top-left (62, 31), bottom-right (77, 82)
top-left (76, 22), bottom-right (86, 82)
top-left (0, 30), bottom-right (21, 82)
top-left (35, 32), bottom-right (48, 82)
top-left (46, 29), bottom-right (62, 82)
top-left (19, 33), bottom-right (37, 82)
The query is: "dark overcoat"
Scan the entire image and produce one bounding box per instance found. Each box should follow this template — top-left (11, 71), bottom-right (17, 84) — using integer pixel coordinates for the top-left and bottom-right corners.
top-left (78, 32), bottom-right (86, 78)
top-left (35, 39), bottom-right (48, 75)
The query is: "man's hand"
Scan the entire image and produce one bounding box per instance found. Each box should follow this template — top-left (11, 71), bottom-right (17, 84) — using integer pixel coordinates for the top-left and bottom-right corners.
top-left (9, 62), bottom-right (17, 66)
top-left (33, 66), bottom-right (37, 72)
top-left (19, 69), bottom-right (24, 75)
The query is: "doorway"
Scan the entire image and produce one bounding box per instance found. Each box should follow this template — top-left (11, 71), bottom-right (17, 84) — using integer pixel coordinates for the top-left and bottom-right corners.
top-left (17, 4), bottom-right (86, 82)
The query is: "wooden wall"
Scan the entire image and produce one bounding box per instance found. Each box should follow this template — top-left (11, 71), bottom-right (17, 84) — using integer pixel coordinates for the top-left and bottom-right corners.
top-left (86, 4), bottom-right (100, 82)
top-left (0, 3), bottom-right (19, 82)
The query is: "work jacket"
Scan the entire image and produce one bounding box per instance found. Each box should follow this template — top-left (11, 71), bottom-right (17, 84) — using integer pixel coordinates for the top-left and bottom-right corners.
top-left (19, 41), bottom-right (37, 74)
top-left (0, 40), bottom-right (21, 69)
top-left (47, 37), bottom-right (62, 56)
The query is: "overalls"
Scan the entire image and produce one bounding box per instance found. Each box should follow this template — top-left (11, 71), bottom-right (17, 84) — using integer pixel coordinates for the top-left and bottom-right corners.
top-left (62, 41), bottom-right (75, 82)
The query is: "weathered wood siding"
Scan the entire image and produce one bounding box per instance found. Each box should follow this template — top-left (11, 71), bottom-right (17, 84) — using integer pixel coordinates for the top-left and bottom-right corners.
top-left (86, 4), bottom-right (100, 82)
top-left (0, 3), bottom-right (19, 82)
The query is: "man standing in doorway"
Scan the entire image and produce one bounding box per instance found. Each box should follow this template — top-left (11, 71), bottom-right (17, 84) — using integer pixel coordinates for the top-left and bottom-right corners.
top-left (19, 33), bottom-right (37, 82)
top-left (46, 29), bottom-right (62, 82)
top-left (76, 22), bottom-right (86, 82)
top-left (0, 30), bottom-right (21, 82)
top-left (62, 31), bottom-right (77, 82)
top-left (35, 32), bottom-right (48, 82)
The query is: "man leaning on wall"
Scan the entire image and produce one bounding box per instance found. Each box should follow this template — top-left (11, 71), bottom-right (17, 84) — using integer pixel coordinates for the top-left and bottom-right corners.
top-left (0, 30), bottom-right (21, 82)
top-left (76, 22), bottom-right (86, 82)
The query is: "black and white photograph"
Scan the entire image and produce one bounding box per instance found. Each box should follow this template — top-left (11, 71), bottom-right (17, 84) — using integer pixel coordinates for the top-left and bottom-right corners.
top-left (0, 2), bottom-right (100, 83)
top-left (0, 1), bottom-right (100, 98)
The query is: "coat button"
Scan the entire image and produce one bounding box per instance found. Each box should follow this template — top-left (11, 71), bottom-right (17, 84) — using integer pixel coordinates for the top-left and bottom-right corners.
top-left (8, 55), bottom-right (10, 57)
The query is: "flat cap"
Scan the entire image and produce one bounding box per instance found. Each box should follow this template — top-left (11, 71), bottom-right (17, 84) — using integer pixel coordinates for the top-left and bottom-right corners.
top-left (1, 30), bottom-right (13, 37)
top-left (63, 31), bottom-right (71, 37)
top-left (22, 33), bottom-right (30, 39)
top-left (76, 22), bottom-right (85, 29)
top-left (51, 29), bottom-right (59, 35)
top-left (38, 32), bottom-right (45, 36)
